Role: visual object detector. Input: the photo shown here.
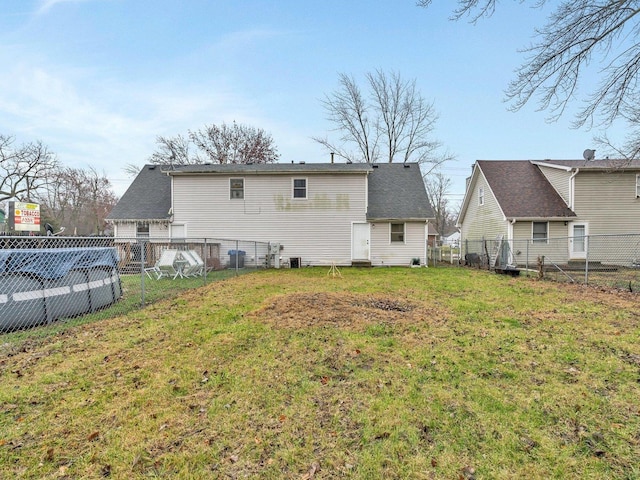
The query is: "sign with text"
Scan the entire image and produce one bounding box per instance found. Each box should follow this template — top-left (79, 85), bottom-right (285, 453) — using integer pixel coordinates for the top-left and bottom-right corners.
top-left (11, 202), bottom-right (41, 232)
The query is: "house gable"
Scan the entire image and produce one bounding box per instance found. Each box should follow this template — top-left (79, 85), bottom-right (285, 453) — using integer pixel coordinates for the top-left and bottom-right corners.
top-left (477, 160), bottom-right (575, 220)
top-left (106, 164), bottom-right (171, 223)
top-left (533, 163), bottom-right (572, 206)
top-left (457, 162), bottom-right (509, 241)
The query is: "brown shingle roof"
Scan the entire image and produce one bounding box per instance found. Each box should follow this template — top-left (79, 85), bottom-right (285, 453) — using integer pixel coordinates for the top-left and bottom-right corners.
top-left (477, 160), bottom-right (576, 219)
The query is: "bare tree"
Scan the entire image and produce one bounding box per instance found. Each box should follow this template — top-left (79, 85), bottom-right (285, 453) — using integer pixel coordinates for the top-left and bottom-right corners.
top-left (148, 122), bottom-right (280, 166)
top-left (149, 134), bottom-right (192, 165)
top-left (424, 171), bottom-right (453, 239)
top-left (315, 70), bottom-right (452, 172)
top-left (37, 167), bottom-right (118, 235)
top-left (190, 122), bottom-right (279, 164)
top-left (0, 135), bottom-right (59, 202)
top-left (315, 73), bottom-right (377, 163)
top-left (418, 1), bottom-right (640, 159)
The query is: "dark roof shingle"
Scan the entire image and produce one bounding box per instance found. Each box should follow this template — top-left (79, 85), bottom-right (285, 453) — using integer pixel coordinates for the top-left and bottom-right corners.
top-left (367, 163), bottom-right (434, 220)
top-left (477, 160), bottom-right (576, 219)
top-left (106, 165), bottom-right (171, 221)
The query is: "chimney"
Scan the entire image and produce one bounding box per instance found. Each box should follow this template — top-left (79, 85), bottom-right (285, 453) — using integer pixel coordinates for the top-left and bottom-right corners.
top-left (330, 152), bottom-right (334, 164)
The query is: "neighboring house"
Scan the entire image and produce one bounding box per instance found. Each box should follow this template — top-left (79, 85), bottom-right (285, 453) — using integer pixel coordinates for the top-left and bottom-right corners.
top-left (107, 162), bottom-right (435, 267)
top-left (457, 159), bottom-right (640, 265)
top-left (442, 230), bottom-right (460, 246)
top-left (427, 223), bottom-right (439, 247)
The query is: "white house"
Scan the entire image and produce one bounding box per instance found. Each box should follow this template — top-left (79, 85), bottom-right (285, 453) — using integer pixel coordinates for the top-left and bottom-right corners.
top-left (107, 162), bottom-right (434, 267)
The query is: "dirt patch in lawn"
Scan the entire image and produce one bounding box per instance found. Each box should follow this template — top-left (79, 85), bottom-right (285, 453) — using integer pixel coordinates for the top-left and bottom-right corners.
top-left (562, 281), bottom-right (640, 305)
top-left (246, 292), bottom-right (447, 330)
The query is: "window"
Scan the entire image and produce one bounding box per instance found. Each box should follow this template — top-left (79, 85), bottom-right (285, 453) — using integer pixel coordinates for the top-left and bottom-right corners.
top-left (478, 186), bottom-right (484, 206)
top-left (230, 178), bottom-right (244, 199)
top-left (136, 223), bottom-right (149, 238)
top-left (293, 178), bottom-right (307, 199)
top-left (532, 222), bottom-right (548, 243)
top-left (390, 223), bottom-right (405, 243)
top-left (636, 174), bottom-right (640, 198)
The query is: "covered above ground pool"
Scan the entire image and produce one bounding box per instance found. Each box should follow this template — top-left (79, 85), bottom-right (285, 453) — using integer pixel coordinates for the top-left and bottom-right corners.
top-left (0, 247), bottom-right (122, 332)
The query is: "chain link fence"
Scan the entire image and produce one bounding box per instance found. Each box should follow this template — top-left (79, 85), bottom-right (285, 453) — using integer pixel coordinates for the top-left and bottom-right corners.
top-left (427, 244), bottom-right (462, 266)
top-left (461, 233), bottom-right (640, 291)
top-left (0, 235), bottom-right (271, 336)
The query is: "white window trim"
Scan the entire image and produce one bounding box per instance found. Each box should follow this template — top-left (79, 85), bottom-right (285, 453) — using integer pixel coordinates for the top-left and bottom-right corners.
top-left (531, 221), bottom-right (549, 244)
top-left (390, 222), bottom-right (405, 244)
top-left (478, 186), bottom-right (484, 206)
top-left (171, 223), bottom-right (187, 240)
top-left (292, 177), bottom-right (307, 199)
top-left (230, 177), bottom-right (244, 200)
top-left (136, 222), bottom-right (149, 239)
top-left (636, 174), bottom-right (640, 198)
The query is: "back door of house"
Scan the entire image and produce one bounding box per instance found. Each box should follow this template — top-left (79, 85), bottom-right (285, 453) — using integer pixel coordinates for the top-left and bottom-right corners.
top-left (352, 223), bottom-right (370, 260)
top-left (569, 223), bottom-right (588, 260)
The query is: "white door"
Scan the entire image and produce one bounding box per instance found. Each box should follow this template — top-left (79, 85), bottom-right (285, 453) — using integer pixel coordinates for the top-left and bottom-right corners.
top-left (569, 223), bottom-right (587, 260)
top-left (352, 223), bottom-right (370, 260)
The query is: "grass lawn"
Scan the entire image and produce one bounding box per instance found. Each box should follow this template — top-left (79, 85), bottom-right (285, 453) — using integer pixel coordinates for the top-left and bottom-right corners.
top-left (1, 267), bottom-right (639, 479)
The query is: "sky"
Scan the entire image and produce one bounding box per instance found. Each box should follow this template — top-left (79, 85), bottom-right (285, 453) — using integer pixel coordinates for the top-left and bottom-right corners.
top-left (0, 0), bottom-right (629, 204)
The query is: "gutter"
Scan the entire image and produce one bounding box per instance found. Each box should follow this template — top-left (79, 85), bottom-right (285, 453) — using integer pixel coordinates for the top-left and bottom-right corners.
top-left (569, 168), bottom-right (580, 210)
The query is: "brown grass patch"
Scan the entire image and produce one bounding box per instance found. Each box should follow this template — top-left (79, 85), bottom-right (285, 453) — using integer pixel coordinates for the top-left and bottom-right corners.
top-left (246, 291), bottom-right (447, 330)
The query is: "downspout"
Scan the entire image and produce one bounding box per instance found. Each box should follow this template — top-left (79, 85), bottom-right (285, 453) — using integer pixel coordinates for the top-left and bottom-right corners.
top-left (424, 221), bottom-right (428, 268)
top-left (509, 218), bottom-right (516, 266)
top-left (569, 168), bottom-right (580, 211)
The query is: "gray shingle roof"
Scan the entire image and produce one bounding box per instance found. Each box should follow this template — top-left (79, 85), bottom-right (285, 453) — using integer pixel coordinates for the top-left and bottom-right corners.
top-left (106, 164), bottom-right (171, 221)
top-left (367, 163), bottom-right (434, 220)
top-left (477, 160), bottom-right (576, 219)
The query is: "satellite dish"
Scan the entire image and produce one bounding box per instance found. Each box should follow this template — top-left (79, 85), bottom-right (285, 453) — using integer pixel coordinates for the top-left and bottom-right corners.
top-left (583, 149), bottom-right (595, 161)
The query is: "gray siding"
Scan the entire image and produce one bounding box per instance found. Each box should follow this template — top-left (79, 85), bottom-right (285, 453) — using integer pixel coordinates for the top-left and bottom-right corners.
top-left (538, 165), bottom-right (571, 205)
top-left (460, 172), bottom-right (508, 242)
top-left (512, 221), bottom-right (569, 264)
top-left (573, 171), bottom-right (640, 235)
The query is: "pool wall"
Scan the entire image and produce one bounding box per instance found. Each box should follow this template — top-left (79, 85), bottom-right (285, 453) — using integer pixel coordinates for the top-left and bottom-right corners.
top-left (0, 247), bottom-right (122, 331)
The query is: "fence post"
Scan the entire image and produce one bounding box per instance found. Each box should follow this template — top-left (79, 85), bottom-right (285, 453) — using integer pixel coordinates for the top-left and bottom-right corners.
top-left (204, 238), bottom-right (208, 284)
top-left (254, 241), bottom-right (258, 270)
top-left (235, 240), bottom-right (239, 273)
top-left (526, 240), bottom-right (529, 277)
top-left (140, 239), bottom-right (146, 307)
top-left (585, 235), bottom-right (589, 285)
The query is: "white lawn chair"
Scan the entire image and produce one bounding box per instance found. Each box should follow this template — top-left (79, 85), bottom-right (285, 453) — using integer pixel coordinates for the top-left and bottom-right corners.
top-left (154, 249), bottom-right (182, 279)
top-left (181, 250), bottom-right (205, 277)
top-left (143, 250), bottom-right (164, 279)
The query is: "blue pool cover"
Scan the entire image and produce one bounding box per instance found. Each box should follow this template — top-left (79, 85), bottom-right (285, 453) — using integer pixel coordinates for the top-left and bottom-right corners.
top-left (0, 247), bottom-right (119, 280)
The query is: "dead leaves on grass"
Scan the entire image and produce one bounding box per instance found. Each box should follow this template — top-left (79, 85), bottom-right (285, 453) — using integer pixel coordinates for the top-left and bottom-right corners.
top-left (247, 292), bottom-right (447, 331)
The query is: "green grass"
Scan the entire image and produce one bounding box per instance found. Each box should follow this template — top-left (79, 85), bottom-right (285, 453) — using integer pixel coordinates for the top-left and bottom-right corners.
top-left (0, 269), bottom-right (241, 347)
top-left (1, 267), bottom-right (639, 479)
